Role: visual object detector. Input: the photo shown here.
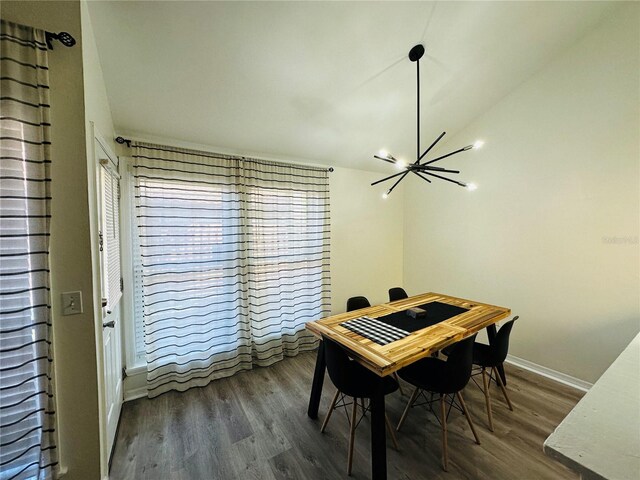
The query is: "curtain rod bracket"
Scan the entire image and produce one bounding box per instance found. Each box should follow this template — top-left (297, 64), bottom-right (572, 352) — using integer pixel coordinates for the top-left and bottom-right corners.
top-left (44, 31), bottom-right (76, 50)
top-left (115, 136), bottom-right (132, 148)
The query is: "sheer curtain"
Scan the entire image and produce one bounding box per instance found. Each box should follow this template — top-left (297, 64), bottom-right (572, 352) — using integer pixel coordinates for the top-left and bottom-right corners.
top-left (132, 143), bottom-right (330, 397)
top-left (0, 20), bottom-right (58, 480)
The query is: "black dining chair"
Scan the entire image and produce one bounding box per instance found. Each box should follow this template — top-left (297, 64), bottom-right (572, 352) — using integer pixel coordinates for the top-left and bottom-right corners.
top-left (346, 295), bottom-right (371, 311)
top-left (396, 335), bottom-right (480, 471)
top-left (388, 287), bottom-right (409, 302)
top-left (471, 316), bottom-right (518, 432)
top-left (346, 295), bottom-right (404, 395)
top-left (320, 337), bottom-right (399, 475)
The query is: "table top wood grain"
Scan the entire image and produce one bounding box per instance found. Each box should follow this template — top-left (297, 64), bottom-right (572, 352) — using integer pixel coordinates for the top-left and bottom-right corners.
top-left (306, 292), bottom-right (511, 377)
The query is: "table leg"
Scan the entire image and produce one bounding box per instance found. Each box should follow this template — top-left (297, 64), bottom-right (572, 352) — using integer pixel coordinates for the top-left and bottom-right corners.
top-left (370, 391), bottom-right (387, 480)
top-left (307, 340), bottom-right (325, 419)
top-left (486, 325), bottom-right (507, 386)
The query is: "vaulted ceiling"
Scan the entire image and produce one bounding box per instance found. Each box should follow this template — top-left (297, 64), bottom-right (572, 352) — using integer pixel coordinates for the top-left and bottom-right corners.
top-left (88, 1), bottom-right (616, 172)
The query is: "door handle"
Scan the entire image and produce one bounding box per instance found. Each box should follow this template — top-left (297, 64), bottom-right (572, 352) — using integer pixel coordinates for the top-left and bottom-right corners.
top-left (103, 320), bottom-right (115, 329)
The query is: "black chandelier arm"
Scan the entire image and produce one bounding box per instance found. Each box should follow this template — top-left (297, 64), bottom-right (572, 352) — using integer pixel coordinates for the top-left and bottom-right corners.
top-left (418, 131), bottom-right (446, 163)
top-left (371, 170), bottom-right (407, 186)
top-left (387, 170), bottom-right (411, 194)
top-left (416, 165), bottom-right (460, 174)
top-left (373, 155), bottom-right (396, 165)
top-left (412, 171), bottom-right (432, 183)
top-left (423, 171), bottom-right (467, 187)
top-left (422, 145), bottom-right (472, 166)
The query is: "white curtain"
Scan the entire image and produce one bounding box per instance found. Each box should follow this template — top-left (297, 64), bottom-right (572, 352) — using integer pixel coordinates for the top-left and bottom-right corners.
top-left (132, 143), bottom-right (330, 397)
top-left (0, 20), bottom-right (57, 480)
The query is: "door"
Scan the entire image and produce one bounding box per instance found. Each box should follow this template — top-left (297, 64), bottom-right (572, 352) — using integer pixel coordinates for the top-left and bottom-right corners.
top-left (96, 135), bottom-right (124, 462)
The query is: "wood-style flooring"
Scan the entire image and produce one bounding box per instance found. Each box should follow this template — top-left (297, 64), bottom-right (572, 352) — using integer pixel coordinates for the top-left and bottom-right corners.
top-left (110, 351), bottom-right (583, 479)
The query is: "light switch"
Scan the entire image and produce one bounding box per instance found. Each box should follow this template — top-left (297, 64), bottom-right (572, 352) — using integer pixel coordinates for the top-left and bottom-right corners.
top-left (62, 291), bottom-right (83, 316)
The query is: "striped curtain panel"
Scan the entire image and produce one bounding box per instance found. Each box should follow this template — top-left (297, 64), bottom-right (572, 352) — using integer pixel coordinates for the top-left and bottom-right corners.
top-left (132, 143), bottom-right (330, 397)
top-left (0, 20), bottom-right (58, 480)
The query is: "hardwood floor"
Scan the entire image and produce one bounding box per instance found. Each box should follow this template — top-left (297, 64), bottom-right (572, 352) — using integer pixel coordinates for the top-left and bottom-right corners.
top-left (110, 352), bottom-right (583, 479)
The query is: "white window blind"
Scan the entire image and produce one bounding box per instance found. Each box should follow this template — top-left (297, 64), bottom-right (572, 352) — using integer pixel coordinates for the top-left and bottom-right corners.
top-left (129, 142), bottom-right (330, 397)
top-left (0, 19), bottom-right (58, 480)
top-left (100, 164), bottom-right (121, 311)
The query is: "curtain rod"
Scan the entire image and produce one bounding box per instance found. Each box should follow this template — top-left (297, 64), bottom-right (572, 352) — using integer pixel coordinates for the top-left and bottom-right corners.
top-left (115, 136), bottom-right (334, 172)
top-left (45, 31), bottom-right (76, 50)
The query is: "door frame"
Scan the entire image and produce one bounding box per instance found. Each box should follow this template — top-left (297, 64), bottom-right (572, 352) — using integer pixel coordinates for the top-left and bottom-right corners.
top-left (88, 124), bottom-right (124, 479)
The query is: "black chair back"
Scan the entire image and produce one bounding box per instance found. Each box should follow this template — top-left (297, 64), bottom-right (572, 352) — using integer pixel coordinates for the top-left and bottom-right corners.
top-left (489, 316), bottom-right (518, 365)
top-left (388, 287), bottom-right (408, 302)
top-left (443, 334), bottom-right (478, 393)
top-left (346, 296), bottom-right (370, 312)
top-left (323, 337), bottom-right (375, 398)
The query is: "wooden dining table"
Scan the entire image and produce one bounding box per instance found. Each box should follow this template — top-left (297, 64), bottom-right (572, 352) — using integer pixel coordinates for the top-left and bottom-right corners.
top-left (305, 292), bottom-right (511, 480)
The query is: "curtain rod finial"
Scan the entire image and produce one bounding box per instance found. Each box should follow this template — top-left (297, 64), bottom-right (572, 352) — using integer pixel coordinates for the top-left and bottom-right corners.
top-left (45, 31), bottom-right (76, 50)
top-left (115, 136), bottom-right (131, 148)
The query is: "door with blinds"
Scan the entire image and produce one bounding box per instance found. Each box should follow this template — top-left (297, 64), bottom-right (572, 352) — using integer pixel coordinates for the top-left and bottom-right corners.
top-left (95, 134), bottom-right (123, 461)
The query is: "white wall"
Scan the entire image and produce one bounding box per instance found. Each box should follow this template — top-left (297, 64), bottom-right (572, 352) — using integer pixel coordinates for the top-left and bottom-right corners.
top-left (403, 3), bottom-right (640, 384)
top-left (1, 2), bottom-right (102, 478)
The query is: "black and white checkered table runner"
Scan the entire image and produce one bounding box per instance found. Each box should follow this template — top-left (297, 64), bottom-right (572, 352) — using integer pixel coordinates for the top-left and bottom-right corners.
top-left (341, 316), bottom-right (411, 346)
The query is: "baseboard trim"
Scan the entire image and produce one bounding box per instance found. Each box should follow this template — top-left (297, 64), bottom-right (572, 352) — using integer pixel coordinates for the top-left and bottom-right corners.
top-left (506, 354), bottom-right (592, 392)
top-left (123, 354), bottom-right (592, 399)
top-left (123, 386), bottom-right (147, 402)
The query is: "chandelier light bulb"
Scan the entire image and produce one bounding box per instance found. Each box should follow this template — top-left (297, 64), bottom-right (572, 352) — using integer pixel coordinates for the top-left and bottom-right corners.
top-left (382, 191), bottom-right (390, 199)
top-left (466, 182), bottom-right (478, 191)
top-left (378, 149), bottom-right (389, 158)
top-left (396, 159), bottom-right (407, 170)
top-left (473, 140), bottom-right (485, 149)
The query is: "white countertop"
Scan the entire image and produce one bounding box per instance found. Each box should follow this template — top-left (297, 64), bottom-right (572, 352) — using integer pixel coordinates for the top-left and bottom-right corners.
top-left (544, 333), bottom-right (640, 479)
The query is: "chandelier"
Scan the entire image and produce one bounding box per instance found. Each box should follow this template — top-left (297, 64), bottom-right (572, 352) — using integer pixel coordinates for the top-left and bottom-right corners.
top-left (373, 44), bottom-right (482, 198)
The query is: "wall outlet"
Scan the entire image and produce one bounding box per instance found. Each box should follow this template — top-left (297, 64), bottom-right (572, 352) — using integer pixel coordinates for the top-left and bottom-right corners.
top-left (62, 291), bottom-right (83, 315)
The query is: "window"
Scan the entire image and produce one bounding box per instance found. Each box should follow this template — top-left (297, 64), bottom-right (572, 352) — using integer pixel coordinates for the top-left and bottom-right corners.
top-left (99, 162), bottom-right (122, 312)
top-left (124, 142), bottom-right (330, 397)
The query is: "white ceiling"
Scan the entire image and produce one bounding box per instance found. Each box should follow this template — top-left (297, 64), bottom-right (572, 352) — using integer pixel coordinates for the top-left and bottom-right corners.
top-left (88, 1), bottom-right (617, 172)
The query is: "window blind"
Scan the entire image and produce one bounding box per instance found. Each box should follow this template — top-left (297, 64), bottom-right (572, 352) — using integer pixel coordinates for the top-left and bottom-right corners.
top-left (0, 19), bottom-right (58, 480)
top-left (100, 165), bottom-right (121, 310)
top-left (131, 143), bottom-right (330, 397)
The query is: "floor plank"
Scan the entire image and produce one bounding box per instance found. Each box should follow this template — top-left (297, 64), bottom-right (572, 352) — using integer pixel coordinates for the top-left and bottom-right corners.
top-left (110, 352), bottom-right (583, 479)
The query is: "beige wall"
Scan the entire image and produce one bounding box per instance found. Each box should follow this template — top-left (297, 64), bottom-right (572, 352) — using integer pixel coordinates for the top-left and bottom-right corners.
top-left (0, 1), bottom-right (101, 479)
top-left (403, 3), bottom-right (640, 384)
top-left (330, 167), bottom-right (404, 312)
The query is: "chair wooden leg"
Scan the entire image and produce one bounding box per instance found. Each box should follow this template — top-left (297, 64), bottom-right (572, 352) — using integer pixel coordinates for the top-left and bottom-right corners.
top-left (385, 414), bottom-right (399, 450)
top-left (493, 366), bottom-right (514, 411)
top-left (397, 387), bottom-right (420, 432)
top-left (393, 372), bottom-right (405, 396)
top-left (440, 394), bottom-right (448, 472)
top-left (456, 391), bottom-right (481, 445)
top-left (321, 389), bottom-right (340, 433)
top-left (347, 397), bottom-right (358, 475)
top-left (481, 367), bottom-right (494, 432)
